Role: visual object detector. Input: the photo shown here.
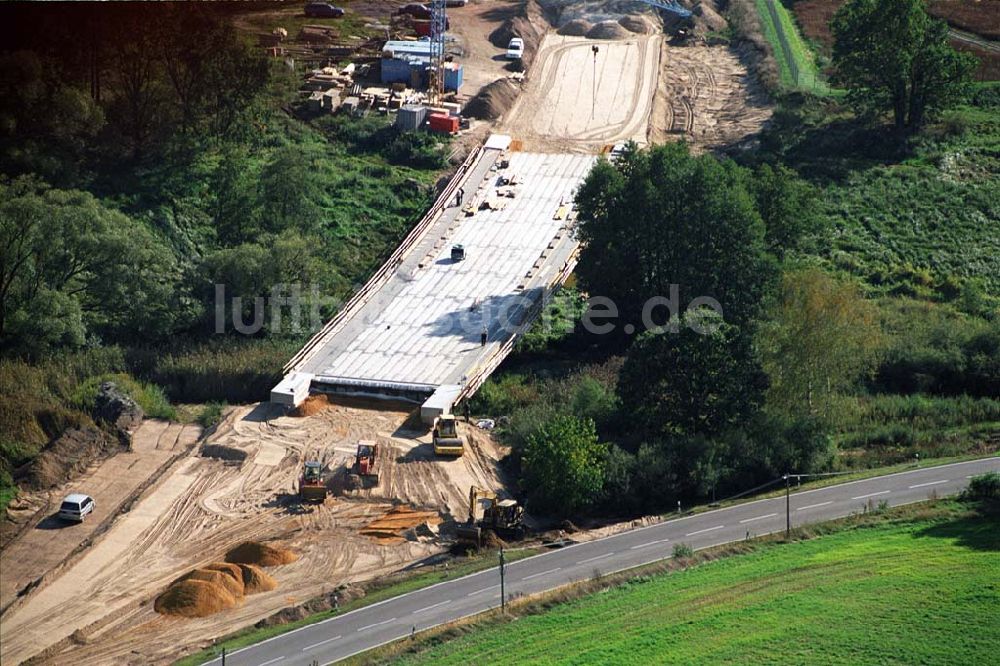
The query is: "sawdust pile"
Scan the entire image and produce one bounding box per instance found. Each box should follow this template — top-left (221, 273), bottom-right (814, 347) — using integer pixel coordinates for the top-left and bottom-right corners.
top-left (619, 15), bottom-right (654, 34)
top-left (225, 541), bottom-right (300, 566)
top-left (292, 394), bottom-right (330, 417)
top-left (361, 506), bottom-right (442, 543)
top-left (587, 21), bottom-right (630, 40)
top-left (557, 19), bottom-right (592, 36)
top-left (155, 559), bottom-right (281, 617)
top-left (463, 79), bottom-right (520, 120)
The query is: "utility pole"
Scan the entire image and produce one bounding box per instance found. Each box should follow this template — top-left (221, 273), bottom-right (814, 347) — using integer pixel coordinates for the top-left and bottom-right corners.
top-left (784, 474), bottom-right (791, 537)
top-left (221, 647), bottom-right (226, 666)
top-left (591, 45), bottom-right (599, 120)
top-left (499, 547), bottom-right (506, 612)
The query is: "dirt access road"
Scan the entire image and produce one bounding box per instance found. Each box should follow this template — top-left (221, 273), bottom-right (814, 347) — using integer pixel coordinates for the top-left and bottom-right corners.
top-left (649, 43), bottom-right (773, 150)
top-left (0, 421), bottom-right (201, 610)
top-left (0, 399), bottom-right (507, 665)
top-left (503, 33), bottom-right (662, 152)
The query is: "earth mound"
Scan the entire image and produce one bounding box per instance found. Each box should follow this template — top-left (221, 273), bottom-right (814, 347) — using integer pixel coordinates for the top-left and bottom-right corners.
top-left (238, 563), bottom-right (279, 594)
top-left (154, 579), bottom-right (238, 618)
top-left (463, 79), bottom-right (520, 120)
top-left (178, 568), bottom-right (245, 598)
top-left (619, 15), bottom-right (654, 34)
top-left (225, 541), bottom-right (299, 566)
top-left (587, 21), bottom-right (630, 40)
top-left (292, 394), bottom-right (329, 417)
top-left (557, 19), bottom-right (592, 36)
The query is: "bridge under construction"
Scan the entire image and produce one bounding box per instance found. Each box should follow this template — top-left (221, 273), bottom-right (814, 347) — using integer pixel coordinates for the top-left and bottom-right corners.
top-left (272, 136), bottom-right (596, 422)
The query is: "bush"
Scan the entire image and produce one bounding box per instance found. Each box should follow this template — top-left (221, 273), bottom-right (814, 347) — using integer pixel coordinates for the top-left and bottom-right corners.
top-left (71, 373), bottom-right (177, 421)
top-left (962, 472), bottom-right (1000, 502)
top-left (198, 402), bottom-right (227, 429)
top-left (672, 543), bottom-right (694, 558)
top-left (521, 415), bottom-right (606, 516)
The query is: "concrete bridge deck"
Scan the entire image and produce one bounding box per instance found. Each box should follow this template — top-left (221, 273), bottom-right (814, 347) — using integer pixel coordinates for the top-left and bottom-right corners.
top-left (273, 137), bottom-right (596, 419)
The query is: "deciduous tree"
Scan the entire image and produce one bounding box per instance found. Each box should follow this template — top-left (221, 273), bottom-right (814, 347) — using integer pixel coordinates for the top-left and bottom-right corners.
top-left (832, 0), bottom-right (976, 131)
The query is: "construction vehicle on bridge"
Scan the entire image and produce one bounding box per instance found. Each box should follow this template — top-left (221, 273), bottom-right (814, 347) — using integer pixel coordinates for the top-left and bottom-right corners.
top-left (456, 486), bottom-right (526, 547)
top-left (348, 440), bottom-right (380, 489)
top-left (299, 460), bottom-right (328, 502)
top-left (432, 413), bottom-right (464, 456)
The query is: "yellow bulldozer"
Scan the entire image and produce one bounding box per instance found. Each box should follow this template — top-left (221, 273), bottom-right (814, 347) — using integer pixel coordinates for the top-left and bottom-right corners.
top-left (432, 413), bottom-right (464, 456)
top-left (456, 486), bottom-right (526, 547)
top-left (298, 460), bottom-right (327, 503)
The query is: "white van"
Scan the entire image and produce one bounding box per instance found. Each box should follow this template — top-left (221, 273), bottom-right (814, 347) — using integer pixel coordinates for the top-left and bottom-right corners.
top-left (506, 37), bottom-right (524, 60)
top-left (59, 493), bottom-right (96, 522)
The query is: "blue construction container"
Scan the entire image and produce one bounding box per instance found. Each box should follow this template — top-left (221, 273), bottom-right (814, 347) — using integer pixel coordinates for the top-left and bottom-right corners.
top-left (380, 57), bottom-right (414, 85)
top-left (443, 63), bottom-right (463, 92)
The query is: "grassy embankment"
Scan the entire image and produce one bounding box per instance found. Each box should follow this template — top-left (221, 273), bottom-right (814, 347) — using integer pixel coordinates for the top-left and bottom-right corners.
top-left (361, 500), bottom-right (1000, 664)
top-left (754, 0), bottom-right (827, 92)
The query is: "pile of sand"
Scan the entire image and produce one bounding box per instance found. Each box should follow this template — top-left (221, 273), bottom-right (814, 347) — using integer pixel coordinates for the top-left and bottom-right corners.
top-left (178, 568), bottom-right (245, 598)
top-left (619, 15), bottom-right (654, 34)
top-left (155, 579), bottom-right (238, 618)
top-left (557, 19), bottom-right (592, 36)
top-left (238, 563), bottom-right (278, 594)
top-left (292, 394), bottom-right (330, 417)
top-left (463, 79), bottom-right (520, 120)
top-left (225, 541), bottom-right (299, 566)
top-left (155, 560), bottom-right (281, 618)
top-left (361, 506), bottom-right (442, 543)
top-left (587, 21), bottom-right (630, 40)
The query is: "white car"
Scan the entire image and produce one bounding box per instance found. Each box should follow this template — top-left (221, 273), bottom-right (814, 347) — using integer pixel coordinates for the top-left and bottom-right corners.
top-left (59, 493), bottom-right (96, 522)
top-left (506, 37), bottom-right (524, 60)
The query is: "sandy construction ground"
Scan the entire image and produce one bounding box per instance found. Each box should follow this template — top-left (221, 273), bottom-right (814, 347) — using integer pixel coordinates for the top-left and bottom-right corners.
top-left (502, 33), bottom-right (662, 152)
top-left (0, 421), bottom-right (201, 610)
top-left (649, 43), bottom-right (773, 150)
top-left (0, 400), bottom-right (507, 665)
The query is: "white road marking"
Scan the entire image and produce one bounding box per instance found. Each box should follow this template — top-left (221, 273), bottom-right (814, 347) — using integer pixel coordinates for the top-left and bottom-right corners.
top-left (739, 513), bottom-right (777, 524)
top-left (258, 657), bottom-right (285, 666)
top-left (797, 501), bottom-right (833, 511)
top-left (413, 600), bottom-right (451, 614)
top-left (523, 567), bottom-right (562, 580)
top-left (685, 525), bottom-right (724, 537)
top-left (357, 618), bottom-right (396, 632)
top-left (578, 552), bottom-right (615, 564)
top-left (630, 538), bottom-right (669, 550)
top-left (302, 636), bottom-right (341, 651)
top-left (851, 490), bottom-right (890, 500)
top-left (909, 480), bottom-right (948, 489)
top-left (467, 586), bottom-right (495, 597)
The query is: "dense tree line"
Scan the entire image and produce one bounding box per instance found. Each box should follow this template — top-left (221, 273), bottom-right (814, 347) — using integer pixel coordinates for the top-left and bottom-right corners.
top-left (488, 143), bottom-right (890, 516)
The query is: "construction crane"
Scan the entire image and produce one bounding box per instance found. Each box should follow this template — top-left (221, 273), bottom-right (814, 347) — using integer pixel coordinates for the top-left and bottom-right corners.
top-left (428, 0), bottom-right (448, 104)
top-left (634, 0), bottom-right (693, 19)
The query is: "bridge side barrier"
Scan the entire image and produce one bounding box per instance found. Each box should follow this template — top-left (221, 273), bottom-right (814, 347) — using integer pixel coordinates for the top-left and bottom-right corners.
top-left (458, 245), bottom-right (580, 402)
top-left (284, 144), bottom-right (487, 375)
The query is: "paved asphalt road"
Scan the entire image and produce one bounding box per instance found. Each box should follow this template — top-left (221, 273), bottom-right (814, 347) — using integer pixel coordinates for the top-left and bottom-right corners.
top-left (206, 457), bottom-right (999, 666)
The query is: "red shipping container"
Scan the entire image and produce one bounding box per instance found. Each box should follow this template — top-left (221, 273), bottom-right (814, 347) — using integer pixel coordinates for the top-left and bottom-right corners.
top-left (428, 112), bottom-right (459, 133)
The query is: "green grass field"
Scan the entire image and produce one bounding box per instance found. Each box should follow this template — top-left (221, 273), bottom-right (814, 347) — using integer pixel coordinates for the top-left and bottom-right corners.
top-left (392, 510), bottom-right (1000, 665)
top-left (755, 0), bottom-right (827, 92)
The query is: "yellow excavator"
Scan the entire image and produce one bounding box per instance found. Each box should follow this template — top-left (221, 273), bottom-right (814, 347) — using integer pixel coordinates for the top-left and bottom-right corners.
top-left (432, 414), bottom-right (464, 456)
top-left (456, 486), bottom-right (526, 547)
